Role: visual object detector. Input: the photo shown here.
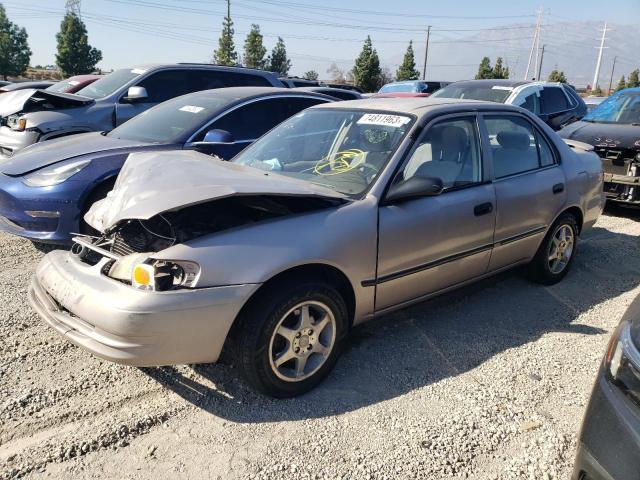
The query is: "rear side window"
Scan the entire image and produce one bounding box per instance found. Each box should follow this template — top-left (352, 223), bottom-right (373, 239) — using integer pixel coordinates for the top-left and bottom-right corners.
top-left (205, 97), bottom-right (328, 141)
top-left (540, 87), bottom-right (569, 114)
top-left (194, 70), bottom-right (273, 88)
top-left (484, 115), bottom-right (556, 178)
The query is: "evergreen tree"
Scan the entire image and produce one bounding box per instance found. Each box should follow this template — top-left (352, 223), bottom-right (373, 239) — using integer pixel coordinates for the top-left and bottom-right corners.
top-left (268, 37), bottom-right (291, 76)
top-left (0, 4), bottom-right (31, 80)
top-left (302, 70), bottom-right (319, 81)
top-left (615, 75), bottom-right (627, 92)
top-left (627, 69), bottom-right (640, 88)
top-left (475, 57), bottom-right (493, 79)
top-left (352, 36), bottom-right (381, 92)
top-left (395, 40), bottom-right (419, 81)
top-left (492, 57), bottom-right (508, 79)
top-left (548, 70), bottom-right (567, 83)
top-left (242, 24), bottom-right (266, 69)
top-left (213, 0), bottom-right (237, 66)
top-left (55, 12), bottom-right (101, 77)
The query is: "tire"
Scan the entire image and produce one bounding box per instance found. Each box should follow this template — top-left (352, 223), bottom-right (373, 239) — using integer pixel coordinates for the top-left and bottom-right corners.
top-left (79, 180), bottom-right (115, 236)
top-left (527, 212), bottom-right (579, 285)
top-left (232, 279), bottom-right (348, 398)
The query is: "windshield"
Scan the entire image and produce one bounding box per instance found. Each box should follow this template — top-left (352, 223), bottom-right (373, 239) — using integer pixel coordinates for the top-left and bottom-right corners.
top-left (380, 83), bottom-right (419, 93)
top-left (583, 91), bottom-right (640, 124)
top-left (108, 94), bottom-right (229, 143)
top-left (76, 68), bottom-right (142, 99)
top-left (432, 83), bottom-right (512, 103)
top-left (45, 80), bottom-right (78, 93)
top-left (233, 108), bottom-right (414, 196)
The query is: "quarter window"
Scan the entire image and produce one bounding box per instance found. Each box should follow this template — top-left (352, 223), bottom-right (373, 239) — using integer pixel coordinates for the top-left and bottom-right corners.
top-left (484, 115), bottom-right (556, 178)
top-left (402, 117), bottom-right (482, 190)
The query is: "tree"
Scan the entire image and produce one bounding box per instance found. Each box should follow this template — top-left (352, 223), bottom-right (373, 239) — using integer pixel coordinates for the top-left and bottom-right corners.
top-left (302, 70), bottom-right (319, 81)
top-left (548, 69), bottom-right (567, 83)
top-left (615, 75), bottom-right (627, 92)
top-left (352, 36), bottom-right (381, 92)
top-left (213, 0), bottom-right (237, 66)
top-left (627, 69), bottom-right (640, 88)
top-left (492, 57), bottom-right (509, 79)
top-left (395, 40), bottom-right (419, 81)
top-left (55, 12), bottom-right (101, 77)
top-left (0, 5), bottom-right (31, 80)
top-left (475, 57), bottom-right (493, 79)
top-left (242, 24), bottom-right (266, 69)
top-left (378, 67), bottom-right (394, 90)
top-left (327, 63), bottom-right (346, 83)
top-left (268, 37), bottom-right (291, 76)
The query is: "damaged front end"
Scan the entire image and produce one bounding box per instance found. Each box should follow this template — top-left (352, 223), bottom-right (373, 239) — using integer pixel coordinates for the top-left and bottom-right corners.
top-left (71, 195), bottom-right (343, 291)
top-left (596, 146), bottom-right (640, 205)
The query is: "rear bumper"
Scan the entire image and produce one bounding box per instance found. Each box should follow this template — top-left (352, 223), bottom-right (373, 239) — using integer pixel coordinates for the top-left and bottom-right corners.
top-left (572, 367), bottom-right (640, 480)
top-left (30, 250), bottom-right (260, 366)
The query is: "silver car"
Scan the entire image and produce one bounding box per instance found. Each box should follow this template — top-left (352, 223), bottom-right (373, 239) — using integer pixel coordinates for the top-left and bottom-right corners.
top-left (30, 98), bottom-right (605, 397)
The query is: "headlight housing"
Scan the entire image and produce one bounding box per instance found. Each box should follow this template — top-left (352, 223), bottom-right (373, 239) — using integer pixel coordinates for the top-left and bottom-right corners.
top-left (6, 114), bottom-right (27, 131)
top-left (23, 159), bottom-right (91, 187)
top-left (605, 321), bottom-right (640, 407)
top-left (131, 260), bottom-right (200, 291)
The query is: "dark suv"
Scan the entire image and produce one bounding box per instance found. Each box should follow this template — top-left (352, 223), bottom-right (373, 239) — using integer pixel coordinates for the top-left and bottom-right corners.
top-left (0, 63), bottom-right (284, 158)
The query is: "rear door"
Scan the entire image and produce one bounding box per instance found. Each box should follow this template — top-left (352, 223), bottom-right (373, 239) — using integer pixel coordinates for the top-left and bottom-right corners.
top-left (375, 114), bottom-right (496, 311)
top-left (482, 113), bottom-right (566, 271)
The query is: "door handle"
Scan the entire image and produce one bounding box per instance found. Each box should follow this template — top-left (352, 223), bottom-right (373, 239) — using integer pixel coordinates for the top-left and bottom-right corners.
top-left (552, 183), bottom-right (565, 194)
top-left (474, 202), bottom-right (493, 216)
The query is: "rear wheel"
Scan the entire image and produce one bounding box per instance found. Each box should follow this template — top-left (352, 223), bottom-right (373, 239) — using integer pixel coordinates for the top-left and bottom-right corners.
top-left (527, 212), bottom-right (578, 285)
top-left (232, 279), bottom-right (348, 398)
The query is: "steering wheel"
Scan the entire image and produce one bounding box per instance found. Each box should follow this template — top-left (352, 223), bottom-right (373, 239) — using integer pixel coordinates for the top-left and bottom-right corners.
top-left (314, 149), bottom-right (366, 175)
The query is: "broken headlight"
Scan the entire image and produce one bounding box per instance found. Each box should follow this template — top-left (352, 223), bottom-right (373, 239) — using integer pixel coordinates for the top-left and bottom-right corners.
top-left (23, 159), bottom-right (91, 187)
top-left (131, 260), bottom-right (200, 291)
top-left (606, 321), bottom-right (640, 408)
top-left (6, 114), bottom-right (27, 131)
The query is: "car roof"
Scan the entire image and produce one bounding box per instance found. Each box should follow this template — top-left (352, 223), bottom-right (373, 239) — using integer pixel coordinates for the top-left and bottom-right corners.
top-left (129, 63), bottom-right (278, 77)
top-left (312, 97), bottom-right (506, 114)
top-left (447, 79), bottom-right (531, 88)
top-left (177, 86), bottom-right (334, 101)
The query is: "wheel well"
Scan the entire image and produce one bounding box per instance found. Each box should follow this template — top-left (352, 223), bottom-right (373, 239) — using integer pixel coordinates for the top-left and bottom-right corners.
top-left (563, 206), bottom-right (584, 233)
top-left (82, 177), bottom-right (116, 213)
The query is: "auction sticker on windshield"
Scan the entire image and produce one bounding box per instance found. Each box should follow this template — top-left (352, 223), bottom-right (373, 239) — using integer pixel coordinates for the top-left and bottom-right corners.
top-left (357, 113), bottom-right (411, 127)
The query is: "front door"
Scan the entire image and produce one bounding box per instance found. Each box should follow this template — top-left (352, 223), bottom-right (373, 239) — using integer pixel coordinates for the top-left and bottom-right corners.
top-left (376, 115), bottom-right (496, 311)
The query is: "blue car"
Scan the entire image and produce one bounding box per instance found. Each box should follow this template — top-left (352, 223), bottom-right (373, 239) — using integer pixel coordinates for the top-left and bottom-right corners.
top-left (0, 87), bottom-right (334, 246)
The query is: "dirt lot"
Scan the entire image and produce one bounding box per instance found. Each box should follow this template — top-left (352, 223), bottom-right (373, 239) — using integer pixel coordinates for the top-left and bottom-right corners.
top-left (1, 208), bottom-right (639, 480)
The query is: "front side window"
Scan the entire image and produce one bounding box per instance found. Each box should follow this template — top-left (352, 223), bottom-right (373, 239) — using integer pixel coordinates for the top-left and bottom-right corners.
top-left (233, 109), bottom-right (415, 196)
top-left (76, 68), bottom-right (141, 99)
top-left (485, 115), bottom-right (555, 178)
top-left (136, 70), bottom-right (193, 103)
top-left (401, 117), bottom-right (482, 190)
top-left (540, 87), bottom-right (569, 114)
top-left (515, 92), bottom-right (540, 114)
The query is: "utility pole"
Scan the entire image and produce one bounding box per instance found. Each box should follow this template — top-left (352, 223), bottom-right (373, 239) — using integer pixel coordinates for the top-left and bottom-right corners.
top-left (524, 7), bottom-right (543, 80)
top-left (422, 25), bottom-right (431, 80)
top-left (537, 44), bottom-right (545, 81)
top-left (607, 56), bottom-right (617, 94)
top-left (592, 22), bottom-right (608, 91)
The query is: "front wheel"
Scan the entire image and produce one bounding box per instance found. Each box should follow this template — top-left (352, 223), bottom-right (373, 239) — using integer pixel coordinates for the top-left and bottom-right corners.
top-left (527, 213), bottom-right (578, 285)
top-left (232, 280), bottom-right (348, 398)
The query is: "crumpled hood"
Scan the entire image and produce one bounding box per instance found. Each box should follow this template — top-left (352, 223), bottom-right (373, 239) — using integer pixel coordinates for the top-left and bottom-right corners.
top-left (0, 132), bottom-right (153, 176)
top-left (0, 88), bottom-right (93, 117)
top-left (559, 121), bottom-right (640, 150)
top-left (85, 150), bottom-right (347, 232)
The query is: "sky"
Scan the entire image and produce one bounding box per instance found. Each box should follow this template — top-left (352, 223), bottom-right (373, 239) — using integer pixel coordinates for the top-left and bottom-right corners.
top-left (3, 0), bottom-right (639, 81)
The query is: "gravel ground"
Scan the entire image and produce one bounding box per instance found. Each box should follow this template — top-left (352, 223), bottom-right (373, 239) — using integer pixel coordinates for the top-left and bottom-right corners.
top-left (1, 207), bottom-right (639, 479)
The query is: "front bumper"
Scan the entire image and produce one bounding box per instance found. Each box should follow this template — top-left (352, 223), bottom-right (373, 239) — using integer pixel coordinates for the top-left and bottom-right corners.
top-left (0, 173), bottom-right (83, 244)
top-left (572, 366), bottom-right (640, 480)
top-left (29, 250), bottom-right (260, 366)
top-left (0, 126), bottom-right (39, 158)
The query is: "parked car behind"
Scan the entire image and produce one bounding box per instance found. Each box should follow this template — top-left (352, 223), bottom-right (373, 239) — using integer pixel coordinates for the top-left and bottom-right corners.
top-left (432, 80), bottom-right (587, 130)
top-left (44, 74), bottom-right (102, 94)
top-left (572, 294), bottom-right (640, 480)
top-left (0, 81), bottom-right (55, 93)
top-left (379, 80), bottom-right (449, 95)
top-left (584, 95), bottom-right (607, 111)
top-left (559, 88), bottom-right (640, 206)
top-left (294, 86), bottom-right (362, 100)
top-left (29, 98), bottom-right (604, 397)
top-left (279, 76), bottom-right (319, 88)
top-left (0, 87), bottom-right (333, 246)
top-left (0, 63), bottom-right (284, 158)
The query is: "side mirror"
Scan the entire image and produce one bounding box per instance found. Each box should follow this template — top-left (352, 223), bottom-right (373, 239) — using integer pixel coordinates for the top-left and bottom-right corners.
top-left (122, 86), bottom-right (148, 103)
top-left (202, 129), bottom-right (235, 144)
top-left (384, 175), bottom-right (444, 204)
